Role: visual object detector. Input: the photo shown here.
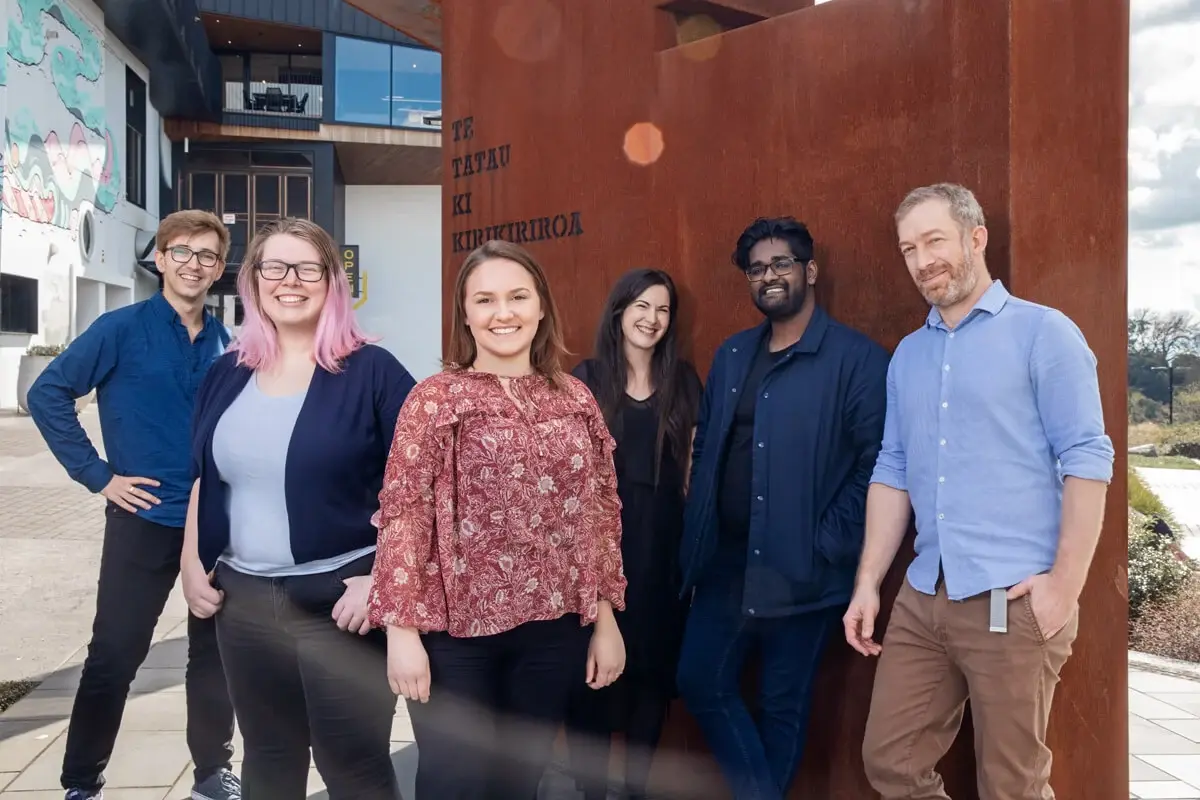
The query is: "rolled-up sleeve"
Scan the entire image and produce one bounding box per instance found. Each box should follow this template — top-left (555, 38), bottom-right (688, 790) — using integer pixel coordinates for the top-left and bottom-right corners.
top-left (1030, 309), bottom-right (1115, 483)
top-left (870, 357), bottom-right (908, 491)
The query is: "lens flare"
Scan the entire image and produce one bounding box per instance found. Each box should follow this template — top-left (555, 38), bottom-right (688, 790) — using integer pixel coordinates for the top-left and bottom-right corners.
top-left (676, 14), bottom-right (722, 61)
top-left (623, 123), bottom-right (665, 166)
top-left (493, 0), bottom-right (563, 63)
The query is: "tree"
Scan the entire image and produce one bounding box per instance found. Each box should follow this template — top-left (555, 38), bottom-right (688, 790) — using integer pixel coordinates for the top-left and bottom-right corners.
top-left (1128, 309), bottom-right (1200, 404)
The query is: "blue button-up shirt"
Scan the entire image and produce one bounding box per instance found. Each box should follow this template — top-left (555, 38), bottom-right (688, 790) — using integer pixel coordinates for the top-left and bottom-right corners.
top-left (870, 280), bottom-right (1114, 600)
top-left (28, 292), bottom-right (229, 528)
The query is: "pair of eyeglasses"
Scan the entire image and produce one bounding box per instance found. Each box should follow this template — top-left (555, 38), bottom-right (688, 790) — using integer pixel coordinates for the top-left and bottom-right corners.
top-left (167, 245), bottom-right (222, 268)
top-left (744, 256), bottom-right (807, 283)
top-left (255, 260), bottom-right (326, 283)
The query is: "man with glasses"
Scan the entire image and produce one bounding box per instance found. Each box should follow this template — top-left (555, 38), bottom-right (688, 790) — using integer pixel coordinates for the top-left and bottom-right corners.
top-left (676, 216), bottom-right (890, 799)
top-left (27, 210), bottom-right (241, 800)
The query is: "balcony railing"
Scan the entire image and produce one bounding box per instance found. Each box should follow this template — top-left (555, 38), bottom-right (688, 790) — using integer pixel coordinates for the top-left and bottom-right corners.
top-left (222, 81), bottom-right (323, 131)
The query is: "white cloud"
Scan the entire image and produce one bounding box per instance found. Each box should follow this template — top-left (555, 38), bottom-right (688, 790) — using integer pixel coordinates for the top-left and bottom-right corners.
top-left (1127, 1), bottom-right (1200, 312)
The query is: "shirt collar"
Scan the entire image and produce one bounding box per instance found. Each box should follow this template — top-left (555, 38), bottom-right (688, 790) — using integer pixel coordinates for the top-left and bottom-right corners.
top-left (149, 291), bottom-right (214, 330)
top-left (751, 303), bottom-right (831, 354)
top-left (924, 278), bottom-right (1009, 330)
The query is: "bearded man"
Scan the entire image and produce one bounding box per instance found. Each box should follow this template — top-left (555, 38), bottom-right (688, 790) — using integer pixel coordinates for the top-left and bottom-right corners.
top-left (843, 183), bottom-right (1114, 799)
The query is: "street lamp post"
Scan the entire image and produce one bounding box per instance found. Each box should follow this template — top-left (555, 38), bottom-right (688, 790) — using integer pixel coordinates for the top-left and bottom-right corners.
top-left (1153, 363), bottom-right (1176, 425)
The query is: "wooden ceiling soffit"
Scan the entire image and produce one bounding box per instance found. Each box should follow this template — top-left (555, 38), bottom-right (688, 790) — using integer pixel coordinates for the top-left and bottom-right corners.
top-left (341, 0), bottom-right (443, 49)
top-left (162, 118), bottom-right (441, 148)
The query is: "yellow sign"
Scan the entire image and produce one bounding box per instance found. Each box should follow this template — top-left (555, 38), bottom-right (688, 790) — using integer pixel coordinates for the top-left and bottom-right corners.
top-left (342, 245), bottom-right (367, 309)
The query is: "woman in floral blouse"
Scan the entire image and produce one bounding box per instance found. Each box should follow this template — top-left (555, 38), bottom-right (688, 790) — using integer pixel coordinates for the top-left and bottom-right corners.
top-left (367, 239), bottom-right (627, 799)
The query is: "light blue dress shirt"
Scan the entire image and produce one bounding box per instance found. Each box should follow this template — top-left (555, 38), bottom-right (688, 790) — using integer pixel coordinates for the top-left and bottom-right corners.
top-left (870, 280), bottom-right (1115, 600)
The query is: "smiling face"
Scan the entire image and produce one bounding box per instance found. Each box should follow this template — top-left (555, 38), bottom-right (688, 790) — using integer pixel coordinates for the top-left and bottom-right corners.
top-left (896, 198), bottom-right (987, 313)
top-left (463, 257), bottom-right (544, 370)
top-left (155, 230), bottom-right (225, 304)
top-left (746, 237), bottom-right (813, 321)
top-left (254, 233), bottom-right (328, 332)
top-left (620, 283), bottom-right (671, 353)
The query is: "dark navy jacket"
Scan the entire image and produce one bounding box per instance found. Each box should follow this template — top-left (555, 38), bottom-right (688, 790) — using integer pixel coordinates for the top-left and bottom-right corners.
top-left (191, 344), bottom-right (416, 572)
top-left (679, 306), bottom-right (890, 616)
top-left (28, 292), bottom-right (230, 528)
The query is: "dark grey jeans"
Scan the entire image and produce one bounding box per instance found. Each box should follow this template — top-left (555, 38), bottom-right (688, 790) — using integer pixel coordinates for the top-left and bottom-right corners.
top-left (213, 554), bottom-right (400, 800)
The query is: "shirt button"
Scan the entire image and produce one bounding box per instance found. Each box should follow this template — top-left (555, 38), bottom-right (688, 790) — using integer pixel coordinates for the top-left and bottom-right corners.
top-left (763, 392), bottom-right (768, 399)
top-left (732, 347), bottom-right (738, 353)
top-left (940, 438), bottom-right (947, 446)
top-left (938, 513), bottom-right (945, 520)
top-left (754, 549), bottom-right (761, 555)
top-left (757, 442), bottom-right (764, 448)
top-left (732, 388), bottom-right (737, 393)
top-left (939, 476), bottom-right (945, 483)
top-left (943, 364), bottom-right (950, 371)
top-left (748, 609), bottom-right (756, 615)
top-left (949, 332), bottom-right (955, 339)
top-left (757, 495), bottom-right (764, 501)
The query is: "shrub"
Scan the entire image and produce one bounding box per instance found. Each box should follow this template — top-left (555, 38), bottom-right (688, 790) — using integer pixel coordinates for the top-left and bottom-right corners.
top-left (1131, 573), bottom-right (1200, 663)
top-left (1161, 422), bottom-right (1200, 459)
top-left (24, 343), bottom-right (65, 357)
top-left (1129, 421), bottom-right (1166, 448)
top-left (1128, 510), bottom-right (1193, 621)
top-left (1130, 468), bottom-right (1172, 520)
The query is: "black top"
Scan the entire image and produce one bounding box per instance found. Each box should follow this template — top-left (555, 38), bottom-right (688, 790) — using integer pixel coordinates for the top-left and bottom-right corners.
top-left (572, 358), bottom-right (702, 686)
top-left (717, 337), bottom-right (788, 544)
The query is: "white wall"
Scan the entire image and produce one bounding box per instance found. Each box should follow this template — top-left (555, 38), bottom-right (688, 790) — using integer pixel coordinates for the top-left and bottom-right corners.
top-left (0, 0), bottom-right (162, 408)
top-left (344, 185), bottom-right (443, 381)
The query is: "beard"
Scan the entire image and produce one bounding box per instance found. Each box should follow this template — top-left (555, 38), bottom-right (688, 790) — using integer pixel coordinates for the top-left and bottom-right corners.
top-left (753, 278), bottom-right (807, 322)
top-left (916, 244), bottom-right (978, 308)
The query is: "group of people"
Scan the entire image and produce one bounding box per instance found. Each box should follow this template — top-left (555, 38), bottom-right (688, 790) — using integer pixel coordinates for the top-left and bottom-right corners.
top-left (27, 180), bottom-right (1113, 800)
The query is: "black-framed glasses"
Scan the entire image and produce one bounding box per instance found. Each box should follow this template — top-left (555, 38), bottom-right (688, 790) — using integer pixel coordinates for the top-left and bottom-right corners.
top-left (167, 245), bottom-right (221, 268)
top-left (744, 256), bottom-right (808, 283)
top-left (256, 260), bottom-right (326, 283)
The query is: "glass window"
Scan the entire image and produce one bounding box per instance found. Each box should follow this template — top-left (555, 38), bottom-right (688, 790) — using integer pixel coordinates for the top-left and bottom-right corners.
top-left (390, 44), bottom-right (442, 129)
top-left (334, 37), bottom-right (392, 126)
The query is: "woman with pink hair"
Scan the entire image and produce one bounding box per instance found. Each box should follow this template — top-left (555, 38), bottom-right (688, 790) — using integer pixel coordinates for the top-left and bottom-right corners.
top-left (181, 218), bottom-right (415, 799)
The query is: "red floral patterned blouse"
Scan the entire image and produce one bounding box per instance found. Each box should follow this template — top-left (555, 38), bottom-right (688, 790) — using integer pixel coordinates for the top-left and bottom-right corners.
top-left (367, 369), bottom-right (627, 637)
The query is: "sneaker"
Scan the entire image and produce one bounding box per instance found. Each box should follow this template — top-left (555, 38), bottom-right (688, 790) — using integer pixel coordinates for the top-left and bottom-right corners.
top-left (65, 790), bottom-right (102, 800)
top-left (191, 769), bottom-right (241, 800)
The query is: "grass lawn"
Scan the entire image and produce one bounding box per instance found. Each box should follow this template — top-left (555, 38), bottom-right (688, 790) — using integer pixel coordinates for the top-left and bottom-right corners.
top-left (0, 679), bottom-right (38, 713)
top-left (1129, 454), bottom-right (1200, 470)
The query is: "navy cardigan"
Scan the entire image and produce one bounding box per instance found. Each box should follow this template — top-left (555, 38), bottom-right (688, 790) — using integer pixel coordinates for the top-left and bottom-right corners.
top-left (191, 344), bottom-right (416, 572)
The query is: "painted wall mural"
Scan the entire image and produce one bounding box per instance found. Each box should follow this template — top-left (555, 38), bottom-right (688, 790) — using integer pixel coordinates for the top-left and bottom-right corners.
top-left (2, 0), bottom-right (120, 240)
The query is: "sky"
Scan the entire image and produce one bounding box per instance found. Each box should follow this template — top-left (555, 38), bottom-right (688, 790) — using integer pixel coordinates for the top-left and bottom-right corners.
top-left (1125, 0), bottom-right (1200, 312)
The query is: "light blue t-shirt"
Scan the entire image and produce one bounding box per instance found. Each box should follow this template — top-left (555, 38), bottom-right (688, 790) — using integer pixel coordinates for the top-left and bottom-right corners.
top-left (212, 375), bottom-right (375, 577)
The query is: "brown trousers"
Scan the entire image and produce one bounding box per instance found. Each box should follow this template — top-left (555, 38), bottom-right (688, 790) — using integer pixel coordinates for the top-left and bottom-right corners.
top-left (862, 579), bottom-right (1078, 799)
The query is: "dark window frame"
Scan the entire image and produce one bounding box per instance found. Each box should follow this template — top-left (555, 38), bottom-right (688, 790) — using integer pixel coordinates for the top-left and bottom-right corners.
top-left (0, 273), bottom-right (39, 335)
top-left (331, 34), bottom-right (442, 131)
top-left (125, 67), bottom-right (147, 210)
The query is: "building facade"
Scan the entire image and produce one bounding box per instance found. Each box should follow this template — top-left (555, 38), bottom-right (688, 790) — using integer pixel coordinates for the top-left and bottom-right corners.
top-left (0, 0), bottom-right (170, 408)
top-left (0, 0), bottom-right (443, 408)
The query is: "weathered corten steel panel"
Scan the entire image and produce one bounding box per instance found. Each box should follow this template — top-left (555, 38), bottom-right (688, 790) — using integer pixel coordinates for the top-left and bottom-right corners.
top-left (429, 0), bottom-right (1129, 796)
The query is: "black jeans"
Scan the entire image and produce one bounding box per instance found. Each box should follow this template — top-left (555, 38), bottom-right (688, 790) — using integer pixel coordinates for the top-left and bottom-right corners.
top-left (61, 504), bottom-right (235, 792)
top-left (213, 555), bottom-right (400, 800)
top-left (565, 674), bottom-right (672, 800)
top-left (409, 614), bottom-right (591, 800)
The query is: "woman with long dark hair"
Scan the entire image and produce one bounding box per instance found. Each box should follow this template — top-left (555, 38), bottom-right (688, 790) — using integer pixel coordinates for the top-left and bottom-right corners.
top-left (564, 267), bottom-right (702, 800)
